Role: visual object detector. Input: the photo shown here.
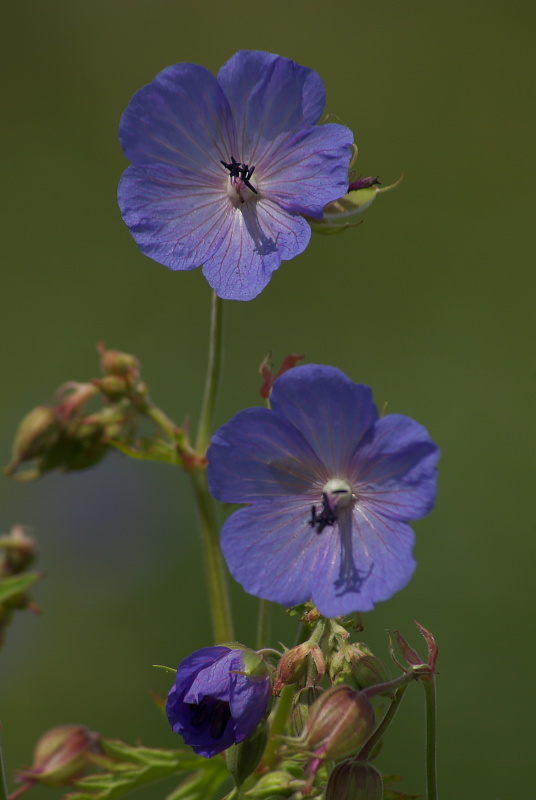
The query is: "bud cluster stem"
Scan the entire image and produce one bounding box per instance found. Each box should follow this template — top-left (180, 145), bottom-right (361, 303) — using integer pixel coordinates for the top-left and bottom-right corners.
top-left (357, 685), bottom-right (408, 762)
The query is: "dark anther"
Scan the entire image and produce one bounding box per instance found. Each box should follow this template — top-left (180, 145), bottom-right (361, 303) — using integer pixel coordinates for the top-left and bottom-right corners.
top-left (309, 492), bottom-right (338, 534)
top-left (221, 156), bottom-right (258, 194)
top-left (209, 700), bottom-right (232, 739)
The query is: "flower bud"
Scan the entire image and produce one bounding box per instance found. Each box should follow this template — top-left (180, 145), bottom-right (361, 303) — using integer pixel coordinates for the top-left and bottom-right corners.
top-left (326, 759), bottom-right (383, 800)
top-left (98, 342), bottom-right (140, 382)
top-left (301, 685), bottom-right (375, 763)
top-left (273, 642), bottom-right (324, 694)
top-left (308, 175), bottom-right (403, 235)
top-left (330, 643), bottom-right (392, 696)
top-left (17, 725), bottom-right (99, 788)
top-left (291, 686), bottom-right (323, 736)
top-left (6, 406), bottom-right (60, 476)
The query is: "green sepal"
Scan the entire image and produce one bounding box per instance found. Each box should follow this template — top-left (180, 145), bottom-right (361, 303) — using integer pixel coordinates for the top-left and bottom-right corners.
top-left (67, 738), bottom-right (228, 800)
top-left (0, 571), bottom-right (41, 604)
top-left (226, 723), bottom-right (268, 788)
top-left (152, 664), bottom-right (178, 676)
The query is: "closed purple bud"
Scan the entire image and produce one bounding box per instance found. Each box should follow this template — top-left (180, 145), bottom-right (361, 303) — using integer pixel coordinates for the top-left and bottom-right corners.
top-left (166, 645), bottom-right (272, 758)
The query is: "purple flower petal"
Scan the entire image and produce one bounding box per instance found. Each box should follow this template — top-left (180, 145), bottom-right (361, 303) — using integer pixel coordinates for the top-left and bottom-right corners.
top-left (311, 508), bottom-right (416, 617)
top-left (270, 365), bottom-right (379, 474)
top-left (120, 63), bottom-right (235, 171)
top-left (220, 502), bottom-right (326, 608)
top-left (353, 414), bottom-right (440, 521)
top-left (208, 408), bottom-right (324, 503)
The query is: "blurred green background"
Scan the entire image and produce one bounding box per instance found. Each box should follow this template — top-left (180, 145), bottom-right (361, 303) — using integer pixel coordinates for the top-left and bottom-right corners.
top-left (1, 1), bottom-right (534, 797)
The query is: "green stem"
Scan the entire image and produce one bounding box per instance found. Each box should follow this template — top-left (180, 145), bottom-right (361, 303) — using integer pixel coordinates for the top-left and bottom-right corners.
top-left (190, 469), bottom-right (234, 644)
top-left (423, 676), bottom-right (438, 800)
top-left (357, 685), bottom-right (408, 761)
top-left (187, 290), bottom-right (233, 644)
top-left (142, 399), bottom-right (178, 440)
top-left (263, 685), bottom-right (294, 770)
top-left (0, 735), bottom-right (9, 800)
top-left (256, 599), bottom-right (271, 651)
top-left (195, 291), bottom-right (223, 456)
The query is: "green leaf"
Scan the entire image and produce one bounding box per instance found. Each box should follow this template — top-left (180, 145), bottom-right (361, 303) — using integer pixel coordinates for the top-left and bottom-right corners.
top-left (0, 571), bottom-right (41, 604)
top-left (67, 739), bottom-right (229, 800)
top-left (110, 438), bottom-right (181, 465)
top-left (164, 766), bottom-right (230, 800)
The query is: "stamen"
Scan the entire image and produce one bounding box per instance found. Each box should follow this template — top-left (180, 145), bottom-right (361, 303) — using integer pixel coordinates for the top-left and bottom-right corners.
top-left (221, 156), bottom-right (258, 194)
top-left (309, 492), bottom-right (338, 534)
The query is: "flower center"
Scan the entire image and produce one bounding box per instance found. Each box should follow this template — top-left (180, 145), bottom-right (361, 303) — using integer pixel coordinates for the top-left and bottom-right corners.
top-left (308, 479), bottom-right (353, 534)
top-left (189, 696), bottom-right (232, 739)
top-left (221, 156), bottom-right (258, 203)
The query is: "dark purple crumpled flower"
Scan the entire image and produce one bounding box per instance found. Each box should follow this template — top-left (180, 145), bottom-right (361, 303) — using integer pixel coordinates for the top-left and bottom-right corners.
top-left (118, 50), bottom-right (353, 301)
top-left (208, 364), bottom-right (440, 617)
top-left (166, 645), bottom-right (271, 758)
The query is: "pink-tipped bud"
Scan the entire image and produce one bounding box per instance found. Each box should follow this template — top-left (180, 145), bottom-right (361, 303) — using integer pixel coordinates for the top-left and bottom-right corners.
top-left (0, 525), bottom-right (36, 574)
top-left (274, 643), bottom-right (325, 694)
top-left (17, 725), bottom-right (99, 788)
top-left (326, 759), bottom-right (383, 800)
top-left (55, 382), bottom-right (100, 421)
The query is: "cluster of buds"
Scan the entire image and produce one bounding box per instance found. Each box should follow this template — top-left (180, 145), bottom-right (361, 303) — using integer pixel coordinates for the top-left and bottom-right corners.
top-left (11, 725), bottom-right (100, 799)
top-left (6, 344), bottom-right (150, 480)
top-left (0, 525), bottom-right (40, 647)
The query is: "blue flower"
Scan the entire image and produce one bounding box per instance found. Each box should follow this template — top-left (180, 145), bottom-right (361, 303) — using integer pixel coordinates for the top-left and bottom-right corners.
top-left (118, 51), bottom-right (353, 301)
top-left (166, 645), bottom-right (271, 758)
top-left (208, 365), bottom-right (440, 617)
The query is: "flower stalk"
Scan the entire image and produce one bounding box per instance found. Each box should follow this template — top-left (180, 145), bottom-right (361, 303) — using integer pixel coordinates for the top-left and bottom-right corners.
top-left (190, 290), bottom-right (233, 644)
top-left (423, 675), bottom-right (438, 800)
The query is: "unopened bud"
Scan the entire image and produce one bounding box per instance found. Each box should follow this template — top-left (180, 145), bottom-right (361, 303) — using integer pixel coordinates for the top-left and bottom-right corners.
top-left (331, 643), bottom-right (392, 696)
top-left (274, 643), bottom-right (324, 694)
top-left (6, 406), bottom-right (60, 476)
top-left (55, 382), bottom-right (99, 421)
top-left (98, 342), bottom-right (140, 382)
top-left (326, 759), bottom-right (383, 800)
top-left (17, 725), bottom-right (99, 788)
top-left (301, 685), bottom-right (375, 762)
top-left (291, 686), bottom-right (323, 736)
top-left (0, 525), bottom-right (36, 574)
top-left (308, 175), bottom-right (403, 235)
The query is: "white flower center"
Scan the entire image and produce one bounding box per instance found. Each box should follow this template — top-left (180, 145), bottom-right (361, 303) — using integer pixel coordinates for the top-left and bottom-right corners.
top-left (323, 478), bottom-right (353, 508)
